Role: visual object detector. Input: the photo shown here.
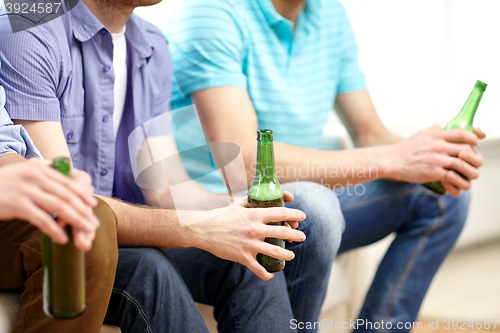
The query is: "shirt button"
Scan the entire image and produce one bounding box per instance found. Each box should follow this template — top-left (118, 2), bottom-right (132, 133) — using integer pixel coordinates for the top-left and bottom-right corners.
top-left (103, 115), bottom-right (109, 123)
top-left (66, 130), bottom-right (74, 141)
top-left (104, 64), bottom-right (111, 72)
top-left (100, 30), bottom-right (107, 36)
top-left (101, 169), bottom-right (108, 176)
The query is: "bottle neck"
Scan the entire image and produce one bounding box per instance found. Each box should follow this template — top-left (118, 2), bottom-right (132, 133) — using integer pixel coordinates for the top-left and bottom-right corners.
top-left (52, 158), bottom-right (71, 177)
top-left (455, 84), bottom-right (486, 124)
top-left (253, 139), bottom-right (277, 184)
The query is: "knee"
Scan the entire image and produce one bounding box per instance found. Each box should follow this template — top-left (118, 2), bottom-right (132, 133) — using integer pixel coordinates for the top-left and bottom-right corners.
top-left (133, 249), bottom-right (179, 281)
top-left (87, 197), bottom-right (119, 278)
top-left (441, 190), bottom-right (471, 232)
top-left (283, 182), bottom-right (344, 256)
top-left (416, 188), bottom-right (470, 239)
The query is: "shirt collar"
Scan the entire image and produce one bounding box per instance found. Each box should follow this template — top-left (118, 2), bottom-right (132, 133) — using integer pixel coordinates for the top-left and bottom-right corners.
top-left (256, 0), bottom-right (322, 31)
top-left (256, 0), bottom-right (285, 26)
top-left (70, 0), bottom-right (105, 42)
top-left (70, 3), bottom-right (154, 61)
top-left (303, 0), bottom-right (321, 31)
top-left (125, 14), bottom-right (154, 61)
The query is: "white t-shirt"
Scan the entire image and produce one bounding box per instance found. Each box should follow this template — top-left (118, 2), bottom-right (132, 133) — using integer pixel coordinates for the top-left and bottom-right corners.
top-left (111, 28), bottom-right (128, 140)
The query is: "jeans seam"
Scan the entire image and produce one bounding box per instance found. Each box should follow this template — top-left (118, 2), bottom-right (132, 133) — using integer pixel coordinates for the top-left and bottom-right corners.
top-left (228, 278), bottom-right (242, 333)
top-left (287, 234), bottom-right (305, 307)
top-left (19, 274), bottom-right (36, 333)
top-left (378, 196), bottom-right (447, 332)
top-left (112, 288), bottom-right (153, 333)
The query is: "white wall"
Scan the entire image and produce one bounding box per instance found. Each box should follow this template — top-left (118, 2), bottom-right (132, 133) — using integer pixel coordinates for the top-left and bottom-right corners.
top-left (136, 0), bottom-right (500, 139)
top-left (340, 0), bottom-right (500, 139)
top-left (134, 1), bottom-right (177, 30)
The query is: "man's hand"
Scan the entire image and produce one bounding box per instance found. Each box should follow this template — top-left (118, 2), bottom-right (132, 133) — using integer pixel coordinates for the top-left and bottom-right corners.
top-left (186, 203), bottom-right (306, 281)
top-left (234, 190), bottom-right (299, 229)
top-left (0, 158), bottom-right (99, 251)
top-left (390, 126), bottom-right (485, 197)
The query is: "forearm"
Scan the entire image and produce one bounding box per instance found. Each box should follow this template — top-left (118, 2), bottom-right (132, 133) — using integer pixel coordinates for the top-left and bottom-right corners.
top-left (357, 131), bottom-right (404, 147)
top-left (335, 90), bottom-right (402, 147)
top-left (272, 142), bottom-right (395, 187)
top-left (144, 184), bottom-right (233, 211)
top-left (0, 153), bottom-right (26, 166)
top-left (96, 194), bottom-right (191, 248)
top-left (139, 134), bottom-right (234, 210)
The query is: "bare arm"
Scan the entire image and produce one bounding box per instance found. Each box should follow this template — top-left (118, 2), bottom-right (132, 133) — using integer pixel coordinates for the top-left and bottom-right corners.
top-left (334, 90), bottom-right (403, 146)
top-left (94, 192), bottom-right (307, 281)
top-left (192, 87), bottom-right (386, 187)
top-left (15, 119), bottom-right (306, 280)
top-left (333, 89), bottom-right (487, 194)
top-left (139, 135), bottom-right (233, 210)
top-left (192, 86), bottom-right (484, 196)
top-left (0, 152), bottom-right (26, 166)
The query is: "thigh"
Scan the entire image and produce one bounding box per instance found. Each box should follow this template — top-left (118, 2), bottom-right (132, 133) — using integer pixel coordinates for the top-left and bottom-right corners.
top-left (336, 180), bottom-right (441, 254)
top-left (5, 198), bottom-right (119, 333)
top-left (163, 248), bottom-right (238, 305)
top-left (0, 220), bottom-right (41, 290)
top-left (164, 248), bottom-right (295, 333)
top-left (164, 248), bottom-right (290, 307)
top-left (108, 247), bottom-right (207, 333)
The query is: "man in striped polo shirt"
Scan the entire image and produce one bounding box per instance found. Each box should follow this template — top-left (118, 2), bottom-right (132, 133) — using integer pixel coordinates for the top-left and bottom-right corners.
top-left (165, 0), bottom-right (486, 331)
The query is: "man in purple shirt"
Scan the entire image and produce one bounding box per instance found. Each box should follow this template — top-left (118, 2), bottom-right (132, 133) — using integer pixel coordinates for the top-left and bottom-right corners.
top-left (0, 1), bottom-right (342, 332)
top-left (0, 71), bottom-right (118, 332)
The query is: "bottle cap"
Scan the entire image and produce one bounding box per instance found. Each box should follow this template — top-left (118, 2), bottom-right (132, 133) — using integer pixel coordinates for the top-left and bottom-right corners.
top-left (257, 129), bottom-right (273, 141)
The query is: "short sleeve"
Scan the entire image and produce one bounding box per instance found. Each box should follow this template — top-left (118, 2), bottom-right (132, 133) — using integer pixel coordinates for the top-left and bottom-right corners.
top-left (165, 0), bottom-right (247, 98)
top-left (0, 85), bottom-right (42, 158)
top-left (153, 38), bottom-right (173, 118)
top-left (0, 16), bottom-right (61, 121)
top-left (336, 7), bottom-right (366, 94)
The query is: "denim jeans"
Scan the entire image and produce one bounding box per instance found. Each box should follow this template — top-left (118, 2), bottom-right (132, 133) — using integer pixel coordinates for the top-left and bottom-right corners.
top-left (335, 180), bottom-right (469, 332)
top-left (104, 181), bottom-right (344, 333)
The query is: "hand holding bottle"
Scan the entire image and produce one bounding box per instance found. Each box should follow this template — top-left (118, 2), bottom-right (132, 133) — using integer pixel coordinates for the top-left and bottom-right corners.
top-left (233, 190), bottom-right (300, 229)
top-left (0, 158), bottom-right (99, 251)
top-left (389, 125), bottom-right (485, 196)
top-left (422, 80), bottom-right (487, 195)
top-left (185, 204), bottom-right (306, 281)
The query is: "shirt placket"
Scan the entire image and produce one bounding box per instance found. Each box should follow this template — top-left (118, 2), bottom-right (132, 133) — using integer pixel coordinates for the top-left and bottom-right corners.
top-left (96, 30), bottom-right (116, 195)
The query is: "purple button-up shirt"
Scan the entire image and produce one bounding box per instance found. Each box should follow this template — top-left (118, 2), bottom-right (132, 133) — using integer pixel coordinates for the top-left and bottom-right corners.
top-left (0, 71), bottom-right (41, 159)
top-left (0, 1), bottom-right (173, 203)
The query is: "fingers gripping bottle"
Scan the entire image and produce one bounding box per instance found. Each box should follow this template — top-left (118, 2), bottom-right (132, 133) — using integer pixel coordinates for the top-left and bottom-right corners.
top-left (424, 80), bottom-right (487, 195)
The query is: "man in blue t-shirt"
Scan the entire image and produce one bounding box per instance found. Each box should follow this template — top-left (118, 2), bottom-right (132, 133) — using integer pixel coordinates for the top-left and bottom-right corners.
top-left (166, 0), bottom-right (486, 330)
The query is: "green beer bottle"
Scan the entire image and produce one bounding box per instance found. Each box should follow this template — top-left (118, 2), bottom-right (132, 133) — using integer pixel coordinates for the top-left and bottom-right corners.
top-left (424, 80), bottom-right (487, 195)
top-left (248, 130), bottom-right (286, 273)
top-left (42, 157), bottom-right (86, 319)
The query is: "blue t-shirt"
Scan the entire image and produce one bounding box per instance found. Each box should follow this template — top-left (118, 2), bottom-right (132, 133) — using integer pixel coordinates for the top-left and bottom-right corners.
top-left (166, 0), bottom-right (366, 192)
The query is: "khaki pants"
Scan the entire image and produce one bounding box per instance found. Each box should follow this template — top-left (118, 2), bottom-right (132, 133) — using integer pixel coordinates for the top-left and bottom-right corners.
top-left (0, 198), bottom-right (118, 333)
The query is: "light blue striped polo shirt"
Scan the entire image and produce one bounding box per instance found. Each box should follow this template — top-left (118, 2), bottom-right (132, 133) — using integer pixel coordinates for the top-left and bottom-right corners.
top-left (165, 0), bottom-right (366, 192)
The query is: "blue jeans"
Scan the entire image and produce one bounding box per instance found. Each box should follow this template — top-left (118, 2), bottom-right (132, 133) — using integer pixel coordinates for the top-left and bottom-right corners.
top-left (335, 180), bottom-right (469, 332)
top-left (104, 182), bottom-right (344, 333)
